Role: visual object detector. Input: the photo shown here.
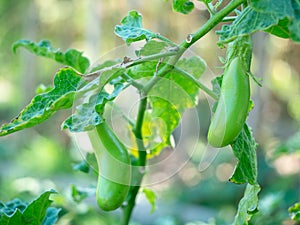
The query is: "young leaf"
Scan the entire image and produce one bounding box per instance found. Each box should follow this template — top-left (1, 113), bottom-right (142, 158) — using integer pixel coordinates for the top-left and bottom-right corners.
top-left (233, 184), bottom-right (260, 225)
top-left (71, 185), bottom-right (89, 203)
top-left (13, 40), bottom-right (90, 73)
top-left (230, 124), bottom-right (258, 185)
top-left (0, 68), bottom-right (85, 136)
top-left (288, 202), bottom-right (300, 222)
top-left (211, 76), bottom-right (222, 98)
top-left (142, 188), bottom-right (157, 213)
top-left (73, 160), bottom-right (90, 173)
top-left (62, 82), bottom-right (127, 132)
top-left (172, 0), bottom-right (194, 14)
top-left (73, 152), bottom-right (97, 173)
top-left (218, 0), bottom-right (300, 43)
top-left (114, 11), bottom-right (157, 45)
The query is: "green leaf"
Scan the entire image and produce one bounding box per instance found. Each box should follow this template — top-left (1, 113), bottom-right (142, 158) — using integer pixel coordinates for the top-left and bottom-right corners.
top-left (148, 97), bottom-right (181, 147)
top-left (23, 190), bottom-right (56, 225)
top-left (114, 11), bottom-right (157, 45)
top-left (142, 188), bottom-right (157, 213)
top-left (230, 124), bottom-right (258, 185)
top-left (0, 190), bottom-right (59, 225)
top-left (147, 56), bottom-right (206, 153)
top-left (127, 61), bottom-right (158, 80)
top-left (264, 18), bottom-right (290, 39)
top-left (98, 68), bottom-right (126, 89)
top-left (127, 56), bottom-right (206, 155)
top-left (35, 84), bottom-right (53, 95)
top-left (172, 56), bottom-right (206, 104)
top-left (0, 68), bottom-right (85, 136)
top-left (73, 160), bottom-right (90, 173)
top-left (172, 0), bottom-right (194, 14)
top-left (0, 210), bottom-right (23, 225)
top-left (42, 207), bottom-right (61, 225)
top-left (89, 60), bottom-right (121, 73)
top-left (62, 82), bottom-right (127, 132)
top-left (135, 40), bottom-right (168, 57)
top-left (211, 76), bottom-right (222, 98)
top-left (73, 152), bottom-right (98, 173)
top-left (218, 0), bottom-right (300, 43)
top-left (13, 40), bottom-right (90, 73)
top-left (233, 184), bottom-right (260, 225)
top-left (71, 185), bottom-right (88, 203)
top-left (62, 93), bottom-right (104, 132)
top-left (289, 202), bottom-right (300, 222)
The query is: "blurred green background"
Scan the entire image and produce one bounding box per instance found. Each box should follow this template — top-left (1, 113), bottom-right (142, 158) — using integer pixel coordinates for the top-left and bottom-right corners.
top-left (0, 0), bottom-right (299, 224)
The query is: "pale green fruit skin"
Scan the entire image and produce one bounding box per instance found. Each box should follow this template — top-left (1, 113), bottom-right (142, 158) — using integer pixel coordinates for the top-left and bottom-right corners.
top-left (208, 57), bottom-right (250, 147)
top-left (89, 121), bottom-right (131, 211)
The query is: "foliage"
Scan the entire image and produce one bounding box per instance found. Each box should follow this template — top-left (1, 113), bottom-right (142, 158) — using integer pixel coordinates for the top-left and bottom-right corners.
top-left (0, 190), bottom-right (60, 225)
top-left (0, 0), bottom-right (299, 225)
top-left (289, 202), bottom-right (300, 222)
top-left (217, 0), bottom-right (300, 44)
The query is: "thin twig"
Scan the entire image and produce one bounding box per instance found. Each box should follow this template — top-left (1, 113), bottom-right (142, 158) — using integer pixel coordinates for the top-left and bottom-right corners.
top-left (174, 67), bottom-right (218, 100)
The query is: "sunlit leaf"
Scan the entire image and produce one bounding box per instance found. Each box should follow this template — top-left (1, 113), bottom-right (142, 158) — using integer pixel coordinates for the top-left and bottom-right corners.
top-left (62, 82), bottom-right (127, 132)
top-left (135, 40), bottom-right (168, 57)
top-left (0, 68), bottom-right (85, 136)
top-left (115, 11), bottom-right (157, 45)
top-left (128, 56), bottom-right (206, 155)
top-left (289, 202), bottom-right (300, 222)
top-left (13, 40), bottom-right (90, 73)
top-left (172, 0), bottom-right (194, 14)
top-left (143, 188), bottom-right (157, 213)
top-left (71, 185), bottom-right (88, 203)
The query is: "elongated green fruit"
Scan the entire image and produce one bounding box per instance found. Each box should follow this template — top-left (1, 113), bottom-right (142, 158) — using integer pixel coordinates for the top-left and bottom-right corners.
top-left (208, 57), bottom-right (250, 147)
top-left (89, 121), bottom-right (131, 211)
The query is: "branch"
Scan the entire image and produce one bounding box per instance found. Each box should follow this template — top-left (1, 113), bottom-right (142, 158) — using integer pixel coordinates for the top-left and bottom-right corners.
top-left (80, 50), bottom-right (179, 81)
top-left (120, 1), bottom-right (246, 223)
top-left (174, 67), bottom-right (218, 100)
top-left (121, 94), bottom-right (148, 225)
top-left (143, 0), bottom-right (246, 93)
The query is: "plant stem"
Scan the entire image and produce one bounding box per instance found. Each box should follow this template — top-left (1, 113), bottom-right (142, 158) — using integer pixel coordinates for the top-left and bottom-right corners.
top-left (174, 67), bottom-right (218, 100)
top-left (122, 73), bottom-right (144, 90)
top-left (156, 33), bottom-right (177, 46)
top-left (222, 16), bottom-right (237, 22)
top-left (180, 0), bottom-right (246, 48)
top-left (205, 2), bottom-right (215, 16)
top-left (120, 0), bottom-right (246, 224)
top-left (121, 94), bottom-right (148, 225)
top-left (82, 50), bottom-right (178, 79)
top-left (144, 0), bottom-right (246, 94)
top-left (126, 50), bottom-right (178, 68)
